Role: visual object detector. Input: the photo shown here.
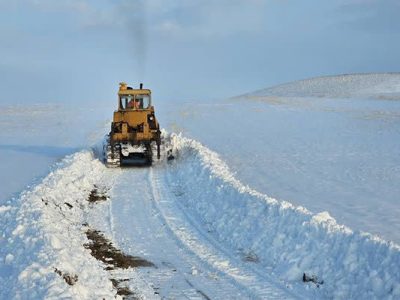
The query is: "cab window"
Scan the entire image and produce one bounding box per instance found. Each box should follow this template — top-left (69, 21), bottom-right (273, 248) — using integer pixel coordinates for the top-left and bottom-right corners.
top-left (119, 94), bottom-right (150, 110)
top-left (136, 95), bottom-right (150, 109)
top-left (120, 95), bottom-right (133, 109)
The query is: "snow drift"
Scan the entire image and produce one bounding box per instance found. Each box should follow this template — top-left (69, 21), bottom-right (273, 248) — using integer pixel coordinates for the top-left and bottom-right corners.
top-left (166, 133), bottom-right (400, 299)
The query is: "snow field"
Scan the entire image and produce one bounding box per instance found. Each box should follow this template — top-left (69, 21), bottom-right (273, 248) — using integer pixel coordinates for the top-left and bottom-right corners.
top-left (167, 133), bottom-right (400, 299)
top-left (162, 76), bottom-right (400, 244)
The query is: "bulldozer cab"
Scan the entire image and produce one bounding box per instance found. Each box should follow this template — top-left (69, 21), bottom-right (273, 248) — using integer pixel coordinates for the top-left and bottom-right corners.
top-left (118, 82), bottom-right (152, 111)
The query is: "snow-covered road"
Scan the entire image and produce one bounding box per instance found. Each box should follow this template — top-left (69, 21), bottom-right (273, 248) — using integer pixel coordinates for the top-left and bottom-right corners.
top-left (88, 162), bottom-right (295, 299)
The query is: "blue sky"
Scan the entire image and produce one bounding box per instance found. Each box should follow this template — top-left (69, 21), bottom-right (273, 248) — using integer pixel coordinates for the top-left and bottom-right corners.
top-left (1, 0), bottom-right (399, 104)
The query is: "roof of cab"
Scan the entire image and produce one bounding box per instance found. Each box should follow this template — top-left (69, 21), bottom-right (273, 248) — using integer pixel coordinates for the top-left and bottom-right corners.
top-left (118, 82), bottom-right (151, 96)
top-left (118, 89), bottom-right (151, 96)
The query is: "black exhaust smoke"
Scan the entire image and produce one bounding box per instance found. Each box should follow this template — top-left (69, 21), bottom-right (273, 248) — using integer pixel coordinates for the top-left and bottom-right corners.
top-left (123, 1), bottom-right (147, 81)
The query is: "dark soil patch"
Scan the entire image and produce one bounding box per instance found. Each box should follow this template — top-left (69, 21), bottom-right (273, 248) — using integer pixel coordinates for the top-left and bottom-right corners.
top-left (111, 278), bottom-right (137, 298)
top-left (84, 229), bottom-right (153, 298)
top-left (84, 229), bottom-right (154, 270)
top-left (238, 248), bottom-right (260, 263)
top-left (242, 251), bottom-right (259, 263)
top-left (54, 268), bottom-right (78, 286)
top-left (87, 186), bottom-right (109, 203)
top-left (303, 273), bottom-right (324, 287)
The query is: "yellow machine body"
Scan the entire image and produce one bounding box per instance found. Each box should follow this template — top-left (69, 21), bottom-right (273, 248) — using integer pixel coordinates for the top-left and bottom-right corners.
top-left (105, 83), bottom-right (161, 166)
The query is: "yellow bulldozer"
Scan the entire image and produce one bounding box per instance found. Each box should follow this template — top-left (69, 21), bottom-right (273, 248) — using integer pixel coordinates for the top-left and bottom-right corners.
top-left (104, 82), bottom-right (161, 166)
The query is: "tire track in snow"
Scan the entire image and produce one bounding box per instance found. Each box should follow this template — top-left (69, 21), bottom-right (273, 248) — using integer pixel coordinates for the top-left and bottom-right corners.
top-left (149, 166), bottom-right (297, 299)
top-left (107, 167), bottom-right (254, 299)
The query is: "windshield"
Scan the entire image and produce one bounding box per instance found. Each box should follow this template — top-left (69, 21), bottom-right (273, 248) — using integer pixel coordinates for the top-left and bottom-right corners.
top-left (119, 94), bottom-right (150, 110)
top-left (136, 95), bottom-right (150, 109)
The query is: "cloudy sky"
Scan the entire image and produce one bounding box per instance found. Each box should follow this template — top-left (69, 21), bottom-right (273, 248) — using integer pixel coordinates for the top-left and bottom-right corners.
top-left (1, 0), bottom-right (399, 104)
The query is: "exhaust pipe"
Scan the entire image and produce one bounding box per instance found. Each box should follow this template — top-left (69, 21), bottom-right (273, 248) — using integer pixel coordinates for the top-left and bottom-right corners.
top-left (140, 83), bottom-right (143, 89)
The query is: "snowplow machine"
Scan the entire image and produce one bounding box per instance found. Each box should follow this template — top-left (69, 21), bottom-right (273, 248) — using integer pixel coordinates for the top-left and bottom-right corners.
top-left (104, 82), bottom-right (161, 167)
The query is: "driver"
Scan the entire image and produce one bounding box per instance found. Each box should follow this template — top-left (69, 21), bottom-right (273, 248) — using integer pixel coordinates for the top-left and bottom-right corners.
top-left (134, 99), bottom-right (141, 109)
top-left (127, 98), bottom-right (135, 109)
top-left (127, 98), bottom-right (141, 109)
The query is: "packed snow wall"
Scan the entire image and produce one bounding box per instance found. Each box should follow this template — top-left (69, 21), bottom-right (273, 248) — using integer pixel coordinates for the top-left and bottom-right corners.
top-left (166, 134), bottom-right (400, 299)
top-left (0, 151), bottom-right (116, 299)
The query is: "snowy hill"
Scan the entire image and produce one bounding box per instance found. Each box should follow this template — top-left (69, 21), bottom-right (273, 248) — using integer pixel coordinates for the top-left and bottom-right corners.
top-left (247, 73), bottom-right (400, 100)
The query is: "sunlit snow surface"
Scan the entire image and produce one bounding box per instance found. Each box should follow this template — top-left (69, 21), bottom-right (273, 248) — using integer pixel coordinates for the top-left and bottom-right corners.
top-left (0, 103), bottom-right (111, 202)
top-left (251, 73), bottom-right (400, 100)
top-left (160, 73), bottom-right (400, 244)
top-left (1, 73), bottom-right (400, 299)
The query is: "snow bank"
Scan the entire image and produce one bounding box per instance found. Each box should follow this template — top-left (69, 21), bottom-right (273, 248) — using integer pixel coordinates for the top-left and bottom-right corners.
top-left (246, 73), bottom-right (400, 99)
top-left (167, 133), bottom-right (400, 299)
top-left (0, 151), bottom-right (116, 299)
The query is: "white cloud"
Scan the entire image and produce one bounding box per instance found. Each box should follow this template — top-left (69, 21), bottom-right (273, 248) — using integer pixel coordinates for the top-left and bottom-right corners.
top-left (1, 0), bottom-right (269, 39)
top-left (148, 0), bottom-right (270, 39)
top-left (26, 0), bottom-right (91, 13)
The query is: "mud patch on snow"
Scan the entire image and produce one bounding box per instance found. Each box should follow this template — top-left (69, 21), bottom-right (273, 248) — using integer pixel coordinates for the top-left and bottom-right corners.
top-left (241, 250), bottom-right (260, 263)
top-left (237, 248), bottom-right (260, 263)
top-left (87, 185), bottom-right (109, 203)
top-left (54, 268), bottom-right (78, 286)
top-left (84, 229), bottom-right (154, 270)
top-left (84, 228), bottom-right (154, 298)
top-left (110, 278), bottom-right (137, 298)
top-left (302, 273), bottom-right (324, 288)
